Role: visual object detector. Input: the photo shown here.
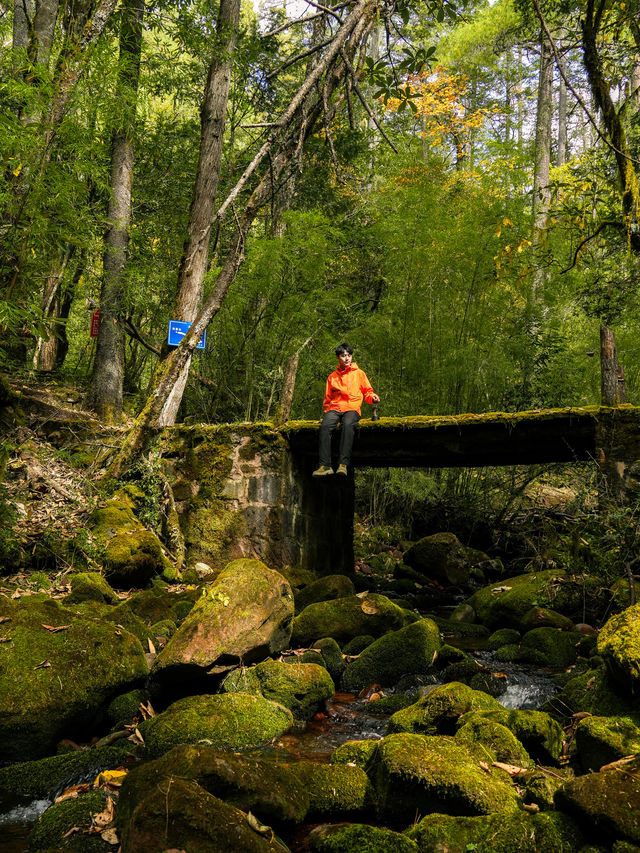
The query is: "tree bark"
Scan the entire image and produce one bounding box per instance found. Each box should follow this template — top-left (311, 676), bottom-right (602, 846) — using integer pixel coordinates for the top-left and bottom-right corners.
top-left (600, 325), bottom-right (620, 406)
top-left (12, 0), bottom-right (34, 73)
top-left (29, 0), bottom-right (59, 68)
top-left (556, 34), bottom-right (568, 166)
top-left (33, 246), bottom-right (71, 371)
top-left (91, 0), bottom-right (144, 423)
top-left (533, 35), bottom-right (553, 233)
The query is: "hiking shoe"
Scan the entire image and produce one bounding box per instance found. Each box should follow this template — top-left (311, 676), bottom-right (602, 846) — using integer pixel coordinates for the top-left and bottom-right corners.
top-left (336, 464), bottom-right (348, 476)
top-left (312, 466), bottom-right (333, 477)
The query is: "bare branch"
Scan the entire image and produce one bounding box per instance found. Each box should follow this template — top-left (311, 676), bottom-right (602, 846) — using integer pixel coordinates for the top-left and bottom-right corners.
top-left (265, 37), bottom-right (334, 81)
top-left (560, 221), bottom-right (621, 273)
top-left (339, 47), bottom-right (398, 153)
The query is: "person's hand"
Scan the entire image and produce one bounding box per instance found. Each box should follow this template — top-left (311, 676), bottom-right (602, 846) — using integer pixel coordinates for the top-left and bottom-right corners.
top-left (371, 394), bottom-right (380, 403)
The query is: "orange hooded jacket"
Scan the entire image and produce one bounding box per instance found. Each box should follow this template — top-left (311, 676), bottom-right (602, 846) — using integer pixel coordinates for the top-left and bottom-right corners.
top-left (323, 362), bottom-right (376, 416)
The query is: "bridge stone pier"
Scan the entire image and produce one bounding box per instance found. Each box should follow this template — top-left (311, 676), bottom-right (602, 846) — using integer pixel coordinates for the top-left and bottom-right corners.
top-left (160, 406), bottom-right (640, 576)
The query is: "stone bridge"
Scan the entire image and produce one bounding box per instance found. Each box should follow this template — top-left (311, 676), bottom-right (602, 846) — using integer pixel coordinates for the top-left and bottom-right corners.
top-left (160, 406), bottom-right (640, 576)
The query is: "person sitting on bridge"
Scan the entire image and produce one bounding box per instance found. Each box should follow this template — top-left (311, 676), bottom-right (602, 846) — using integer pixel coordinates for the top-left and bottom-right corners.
top-left (313, 343), bottom-right (380, 477)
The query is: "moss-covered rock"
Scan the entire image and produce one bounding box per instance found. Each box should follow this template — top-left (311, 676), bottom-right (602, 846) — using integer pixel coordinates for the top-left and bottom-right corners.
top-left (440, 657), bottom-right (482, 685)
top-left (459, 709), bottom-right (564, 765)
top-left (574, 715), bottom-right (640, 772)
top-left (517, 627), bottom-right (581, 668)
top-left (544, 667), bottom-right (640, 723)
top-left (455, 716), bottom-right (534, 768)
top-left (294, 574), bottom-right (356, 613)
top-left (312, 637), bottom-right (345, 682)
top-left (341, 619), bottom-right (440, 693)
top-left (366, 693), bottom-right (414, 715)
top-left (555, 755), bottom-right (640, 844)
top-left (120, 777), bottom-right (288, 853)
top-left (487, 628), bottom-right (521, 650)
top-left (295, 762), bottom-right (375, 819)
top-left (521, 768), bottom-right (571, 810)
top-left (342, 635), bottom-right (375, 655)
top-left (308, 823), bottom-right (418, 853)
top-left (100, 600), bottom-right (155, 646)
top-left (406, 810), bottom-right (584, 853)
top-left (0, 597), bottom-right (147, 761)
top-left (0, 743), bottom-right (137, 807)
top-left (597, 603), bottom-right (640, 694)
top-left (495, 643), bottom-right (521, 662)
top-left (403, 532), bottom-right (479, 586)
top-left (292, 593), bottom-right (407, 646)
top-left (103, 529), bottom-right (167, 588)
top-left (117, 744), bottom-right (309, 829)
top-left (140, 693), bottom-right (294, 759)
top-left (464, 570), bottom-right (603, 631)
top-left (152, 559), bottom-right (294, 685)
top-left (149, 617), bottom-right (177, 643)
top-left (386, 682), bottom-right (502, 736)
top-left (372, 733), bottom-right (521, 821)
top-left (520, 606), bottom-right (575, 631)
top-left (469, 670), bottom-right (508, 699)
top-left (64, 571), bottom-right (118, 605)
top-left (105, 689), bottom-right (148, 731)
top-left (222, 660), bottom-right (334, 721)
top-left (330, 739), bottom-right (379, 769)
top-left (127, 583), bottom-right (196, 626)
top-left (28, 789), bottom-right (110, 852)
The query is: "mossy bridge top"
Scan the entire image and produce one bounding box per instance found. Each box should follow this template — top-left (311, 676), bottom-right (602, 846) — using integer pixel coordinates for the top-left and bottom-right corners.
top-left (160, 406), bottom-right (640, 575)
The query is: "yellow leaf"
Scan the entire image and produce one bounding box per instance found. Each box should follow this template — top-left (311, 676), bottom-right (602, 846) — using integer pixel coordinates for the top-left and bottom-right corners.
top-left (12, 164), bottom-right (22, 177)
top-left (502, 217), bottom-right (514, 227)
top-left (94, 769), bottom-right (128, 788)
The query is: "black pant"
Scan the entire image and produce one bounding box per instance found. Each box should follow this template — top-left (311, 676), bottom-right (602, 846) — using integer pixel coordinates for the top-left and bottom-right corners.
top-left (318, 409), bottom-right (360, 467)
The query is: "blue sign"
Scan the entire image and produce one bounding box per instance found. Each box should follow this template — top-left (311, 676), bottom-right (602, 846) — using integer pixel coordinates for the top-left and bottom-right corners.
top-left (167, 320), bottom-right (206, 350)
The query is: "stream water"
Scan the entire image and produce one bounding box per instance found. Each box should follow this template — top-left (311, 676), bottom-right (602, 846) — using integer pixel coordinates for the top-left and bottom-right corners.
top-left (0, 646), bottom-right (560, 852)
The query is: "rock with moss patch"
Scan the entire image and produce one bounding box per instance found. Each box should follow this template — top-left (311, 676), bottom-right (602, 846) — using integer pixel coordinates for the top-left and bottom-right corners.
top-left (455, 716), bottom-right (533, 768)
top-left (64, 571), bottom-right (118, 605)
top-left (386, 682), bottom-right (501, 737)
top-left (487, 628), bottom-right (521, 650)
top-left (517, 627), bottom-right (581, 668)
top-left (103, 530), bottom-right (168, 588)
top-left (372, 732), bottom-right (521, 821)
top-left (120, 777), bottom-right (288, 853)
top-left (330, 739), bottom-right (379, 769)
top-left (149, 617), bottom-right (177, 644)
top-left (406, 810), bottom-right (584, 853)
top-left (544, 667), bottom-right (639, 723)
top-left (152, 559), bottom-right (294, 686)
top-left (295, 762), bottom-right (375, 819)
top-left (292, 594), bottom-right (408, 647)
top-left (140, 693), bottom-right (293, 759)
top-left (106, 689), bottom-right (148, 731)
top-left (555, 755), bottom-right (640, 844)
top-left (341, 619), bottom-right (440, 693)
top-left (222, 660), bottom-right (334, 721)
top-left (459, 708), bottom-right (564, 765)
top-left (464, 570), bottom-right (604, 631)
top-left (343, 635), bottom-right (375, 655)
top-left (403, 532), bottom-right (480, 586)
top-left (521, 606), bottom-right (575, 631)
top-left (597, 603), bottom-right (640, 694)
top-left (0, 597), bottom-right (147, 761)
top-left (574, 715), bottom-right (640, 772)
top-left (366, 693), bottom-right (414, 715)
top-left (309, 823), bottom-right (418, 853)
top-left (294, 575), bottom-right (356, 613)
top-left (127, 583), bottom-right (196, 626)
top-left (312, 637), bottom-right (345, 682)
top-left (521, 768), bottom-right (571, 810)
top-left (28, 789), bottom-right (111, 852)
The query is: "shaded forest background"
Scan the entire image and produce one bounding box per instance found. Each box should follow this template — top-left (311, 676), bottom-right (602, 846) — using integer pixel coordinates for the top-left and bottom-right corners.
top-left (2, 0), bottom-right (639, 426)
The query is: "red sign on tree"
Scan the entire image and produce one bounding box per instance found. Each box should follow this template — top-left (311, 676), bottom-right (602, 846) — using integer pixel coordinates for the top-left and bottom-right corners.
top-left (90, 309), bottom-right (100, 338)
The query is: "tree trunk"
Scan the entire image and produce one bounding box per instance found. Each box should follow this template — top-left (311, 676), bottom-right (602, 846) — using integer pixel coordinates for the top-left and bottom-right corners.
top-left (556, 34), bottom-right (568, 166)
top-left (12, 0), bottom-right (34, 73)
top-left (273, 352), bottom-right (300, 425)
top-left (533, 35), bottom-right (553, 233)
top-left (104, 0), bottom-right (377, 478)
top-left (33, 247), bottom-right (72, 371)
top-left (29, 0), bottom-right (60, 69)
top-left (600, 325), bottom-right (621, 406)
top-left (91, 0), bottom-right (144, 423)
top-left (158, 0), bottom-right (242, 426)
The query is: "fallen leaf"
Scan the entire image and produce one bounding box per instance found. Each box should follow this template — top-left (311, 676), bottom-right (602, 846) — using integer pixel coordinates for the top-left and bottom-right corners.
top-left (55, 784), bottom-right (91, 803)
top-left (148, 637), bottom-right (156, 655)
top-left (0, 617), bottom-right (10, 624)
top-left (62, 826), bottom-right (80, 839)
top-left (478, 761), bottom-right (491, 773)
top-left (94, 769), bottom-right (128, 788)
top-left (139, 700), bottom-right (155, 720)
top-left (361, 600), bottom-right (379, 615)
top-left (523, 802), bottom-right (540, 813)
top-left (492, 761), bottom-right (529, 776)
top-left (91, 795), bottom-right (115, 830)
top-left (101, 827), bottom-right (119, 845)
top-left (34, 659), bottom-right (51, 670)
top-left (245, 811), bottom-right (271, 836)
top-left (42, 624), bottom-right (71, 632)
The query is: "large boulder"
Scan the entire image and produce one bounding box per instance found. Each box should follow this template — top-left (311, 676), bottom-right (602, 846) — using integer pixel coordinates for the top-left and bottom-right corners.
top-left (0, 597), bottom-right (148, 761)
top-left (544, 667), bottom-right (640, 723)
top-left (28, 789), bottom-right (112, 853)
top-left (222, 660), bottom-right (334, 721)
top-left (597, 602), bottom-right (640, 693)
top-left (341, 619), bottom-right (441, 693)
top-left (461, 570), bottom-right (604, 631)
top-left (555, 755), bottom-right (640, 844)
top-left (294, 574), bottom-right (356, 613)
top-left (120, 777), bottom-right (289, 853)
top-left (458, 708), bottom-right (564, 765)
top-left (403, 532), bottom-right (485, 586)
top-left (386, 682), bottom-right (502, 736)
top-left (309, 824), bottom-right (418, 853)
top-left (140, 693), bottom-right (294, 759)
top-left (292, 593), bottom-right (407, 646)
top-left (64, 571), bottom-right (118, 605)
top-left (407, 811), bottom-right (584, 853)
top-left (517, 627), bottom-right (581, 668)
top-left (455, 716), bottom-right (534, 769)
top-left (152, 559), bottom-right (294, 685)
top-left (574, 716), bottom-right (640, 772)
top-left (372, 733), bottom-right (521, 821)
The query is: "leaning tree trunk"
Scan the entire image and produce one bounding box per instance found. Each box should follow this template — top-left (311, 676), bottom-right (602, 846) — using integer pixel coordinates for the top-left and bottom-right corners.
top-left (33, 247), bottom-right (72, 371)
top-left (158, 0), bottom-right (242, 427)
top-left (91, 0), bottom-right (144, 423)
top-left (600, 326), bottom-right (624, 406)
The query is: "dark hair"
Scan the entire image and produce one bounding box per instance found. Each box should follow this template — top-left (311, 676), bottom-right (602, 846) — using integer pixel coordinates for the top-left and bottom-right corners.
top-left (335, 343), bottom-right (353, 356)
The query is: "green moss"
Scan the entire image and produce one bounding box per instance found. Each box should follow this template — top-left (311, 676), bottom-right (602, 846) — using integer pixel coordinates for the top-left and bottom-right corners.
top-left (495, 643), bottom-right (521, 662)
top-left (459, 708), bottom-right (564, 765)
top-left (149, 617), bottom-right (177, 642)
top-left (294, 762), bottom-right (375, 819)
top-left (517, 627), bottom-right (581, 668)
top-left (487, 628), bottom-right (521, 649)
top-left (292, 594), bottom-right (407, 646)
top-left (386, 682), bottom-right (502, 736)
top-left (64, 571), bottom-right (118, 604)
top-left (330, 739), bottom-right (379, 769)
top-left (521, 768), bottom-right (572, 810)
top-left (343, 635), bottom-right (375, 655)
top-left (407, 810), bottom-right (584, 852)
top-left (312, 637), bottom-right (345, 682)
top-left (574, 715), bottom-right (640, 771)
top-left (544, 667), bottom-right (640, 723)
top-left (455, 716), bottom-right (533, 768)
top-left (106, 689), bottom-right (148, 730)
top-left (373, 733), bottom-right (521, 821)
top-left (294, 575), bottom-right (356, 613)
top-left (308, 823), bottom-right (418, 853)
top-left (28, 789), bottom-right (109, 852)
top-left (597, 602), bottom-right (640, 692)
top-left (103, 529), bottom-right (167, 587)
top-left (140, 693), bottom-right (294, 759)
top-left (366, 693), bottom-right (414, 715)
